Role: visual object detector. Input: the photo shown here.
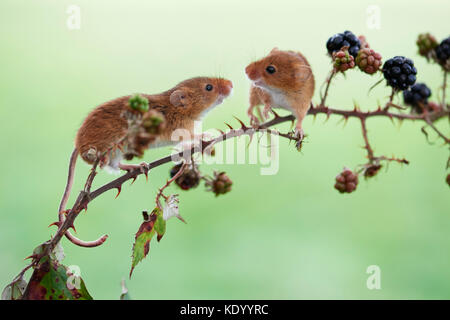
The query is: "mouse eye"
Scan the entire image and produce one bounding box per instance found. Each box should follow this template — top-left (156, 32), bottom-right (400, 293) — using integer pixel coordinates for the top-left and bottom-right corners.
top-left (266, 66), bottom-right (276, 74)
top-left (205, 84), bottom-right (213, 91)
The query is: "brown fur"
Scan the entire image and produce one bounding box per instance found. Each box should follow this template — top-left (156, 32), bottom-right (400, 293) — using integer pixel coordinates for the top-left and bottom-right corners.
top-left (245, 48), bottom-right (315, 133)
top-left (75, 77), bottom-right (233, 164)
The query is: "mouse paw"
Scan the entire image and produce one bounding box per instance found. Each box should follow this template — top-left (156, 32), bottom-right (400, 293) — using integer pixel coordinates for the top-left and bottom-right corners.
top-left (248, 114), bottom-right (260, 128)
top-left (263, 105), bottom-right (272, 120)
top-left (119, 162), bottom-right (149, 174)
top-left (292, 128), bottom-right (305, 151)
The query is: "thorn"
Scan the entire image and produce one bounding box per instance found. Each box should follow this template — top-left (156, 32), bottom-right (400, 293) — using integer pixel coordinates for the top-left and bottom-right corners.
top-left (48, 221), bottom-right (60, 228)
top-left (177, 215), bottom-right (187, 224)
top-left (215, 128), bottom-right (225, 135)
top-left (224, 122), bottom-right (233, 130)
top-left (24, 255), bottom-right (36, 260)
top-left (233, 116), bottom-right (248, 130)
top-left (69, 223), bottom-right (77, 233)
top-left (246, 132), bottom-right (255, 148)
top-left (115, 186), bottom-right (122, 199)
top-left (271, 109), bottom-right (281, 118)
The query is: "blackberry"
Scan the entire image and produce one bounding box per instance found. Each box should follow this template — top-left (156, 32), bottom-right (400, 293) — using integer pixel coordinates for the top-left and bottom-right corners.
top-left (382, 56), bottom-right (417, 90)
top-left (355, 48), bottom-right (382, 75)
top-left (435, 36), bottom-right (450, 68)
top-left (403, 83), bottom-right (431, 112)
top-left (332, 47), bottom-right (355, 72)
top-left (334, 168), bottom-right (358, 194)
top-left (205, 171), bottom-right (232, 196)
top-left (142, 110), bottom-right (165, 135)
top-left (326, 30), bottom-right (361, 58)
top-left (128, 94), bottom-right (149, 112)
top-left (170, 163), bottom-right (200, 190)
top-left (416, 33), bottom-right (438, 58)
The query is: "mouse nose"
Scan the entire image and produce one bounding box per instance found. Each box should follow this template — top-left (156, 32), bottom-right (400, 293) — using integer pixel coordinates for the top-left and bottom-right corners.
top-left (219, 80), bottom-right (233, 96)
top-left (245, 65), bottom-right (260, 81)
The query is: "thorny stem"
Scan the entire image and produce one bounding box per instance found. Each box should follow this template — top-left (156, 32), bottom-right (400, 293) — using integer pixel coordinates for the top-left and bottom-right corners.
top-left (424, 115), bottom-right (450, 143)
top-left (155, 161), bottom-right (187, 209)
top-left (18, 97), bottom-right (450, 282)
top-left (320, 70), bottom-right (336, 107)
top-left (443, 71), bottom-right (448, 111)
top-left (360, 118), bottom-right (375, 161)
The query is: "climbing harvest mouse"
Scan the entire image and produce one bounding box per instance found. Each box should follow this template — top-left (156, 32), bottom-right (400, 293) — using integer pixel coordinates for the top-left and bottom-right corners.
top-left (59, 77), bottom-right (233, 214)
top-left (245, 48), bottom-right (315, 148)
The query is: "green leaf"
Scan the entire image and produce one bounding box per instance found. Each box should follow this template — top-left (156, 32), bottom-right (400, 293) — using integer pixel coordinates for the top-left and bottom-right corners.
top-left (1, 278), bottom-right (27, 300)
top-left (21, 256), bottom-right (93, 300)
top-left (130, 208), bottom-right (165, 277)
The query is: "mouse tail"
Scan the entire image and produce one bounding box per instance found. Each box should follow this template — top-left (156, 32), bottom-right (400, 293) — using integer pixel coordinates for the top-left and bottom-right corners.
top-left (59, 148), bottom-right (78, 213)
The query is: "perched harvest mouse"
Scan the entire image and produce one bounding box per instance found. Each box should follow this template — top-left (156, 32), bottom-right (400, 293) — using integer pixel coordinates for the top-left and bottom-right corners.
top-left (245, 48), bottom-right (315, 148)
top-left (59, 77), bottom-right (233, 214)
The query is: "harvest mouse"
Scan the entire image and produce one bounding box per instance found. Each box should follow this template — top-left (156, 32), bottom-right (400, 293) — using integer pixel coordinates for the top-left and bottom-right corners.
top-left (245, 48), bottom-right (315, 148)
top-left (59, 77), bottom-right (233, 214)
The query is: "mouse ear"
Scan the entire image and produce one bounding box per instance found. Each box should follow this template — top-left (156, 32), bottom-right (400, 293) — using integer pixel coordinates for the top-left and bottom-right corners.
top-left (170, 89), bottom-right (190, 107)
top-left (270, 47), bottom-right (279, 54)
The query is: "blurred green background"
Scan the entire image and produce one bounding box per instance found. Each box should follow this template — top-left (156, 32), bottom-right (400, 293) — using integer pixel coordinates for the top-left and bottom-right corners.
top-left (1, 0), bottom-right (449, 299)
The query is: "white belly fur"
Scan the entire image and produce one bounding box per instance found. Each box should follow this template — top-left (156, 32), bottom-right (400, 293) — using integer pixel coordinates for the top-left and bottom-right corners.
top-left (260, 86), bottom-right (293, 112)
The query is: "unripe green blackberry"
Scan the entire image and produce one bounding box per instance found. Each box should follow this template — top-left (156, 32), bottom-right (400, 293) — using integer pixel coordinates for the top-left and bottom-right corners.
top-left (382, 56), bottom-right (417, 90)
top-left (334, 168), bottom-right (358, 194)
top-left (416, 33), bottom-right (438, 58)
top-left (129, 94), bottom-right (149, 112)
top-left (142, 110), bottom-right (165, 134)
top-left (356, 48), bottom-right (382, 75)
top-left (332, 47), bottom-right (355, 72)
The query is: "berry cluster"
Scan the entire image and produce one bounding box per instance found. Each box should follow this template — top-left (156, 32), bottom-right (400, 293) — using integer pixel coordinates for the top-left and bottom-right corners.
top-left (332, 48), bottom-right (355, 72)
top-left (128, 94), bottom-right (149, 112)
top-left (416, 33), bottom-right (438, 58)
top-left (382, 56), bottom-right (417, 90)
top-left (206, 172), bottom-right (233, 196)
top-left (334, 169), bottom-right (358, 194)
top-left (435, 36), bottom-right (450, 67)
top-left (417, 34), bottom-right (450, 70)
top-left (355, 48), bottom-right (382, 75)
top-left (326, 31), bottom-right (361, 58)
top-left (170, 163), bottom-right (200, 190)
top-left (403, 83), bottom-right (432, 112)
top-left (142, 110), bottom-right (165, 135)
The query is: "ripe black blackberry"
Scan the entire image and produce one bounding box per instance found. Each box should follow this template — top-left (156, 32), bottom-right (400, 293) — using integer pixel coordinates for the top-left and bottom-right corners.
top-left (403, 83), bottom-right (431, 112)
top-left (326, 30), bottom-right (361, 58)
top-left (435, 36), bottom-right (450, 64)
top-left (382, 56), bottom-right (417, 90)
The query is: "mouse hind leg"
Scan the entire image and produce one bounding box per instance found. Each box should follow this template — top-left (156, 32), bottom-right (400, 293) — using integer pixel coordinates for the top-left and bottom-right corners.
top-left (292, 100), bottom-right (312, 150)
